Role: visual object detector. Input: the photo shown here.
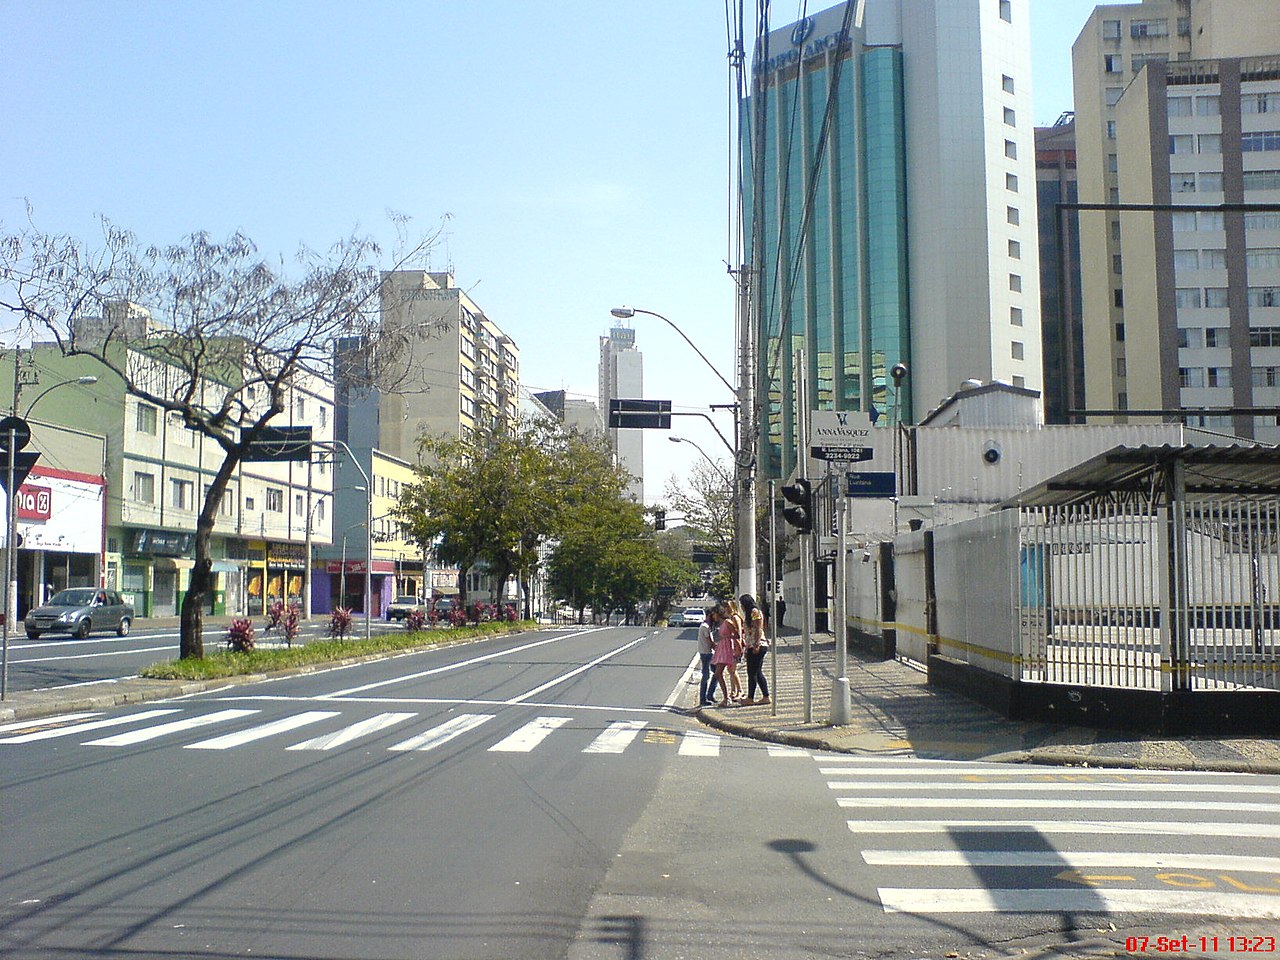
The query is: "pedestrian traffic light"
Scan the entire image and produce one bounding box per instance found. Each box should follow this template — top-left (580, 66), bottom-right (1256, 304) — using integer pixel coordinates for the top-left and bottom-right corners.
top-left (781, 478), bottom-right (813, 534)
top-left (654, 508), bottom-right (666, 531)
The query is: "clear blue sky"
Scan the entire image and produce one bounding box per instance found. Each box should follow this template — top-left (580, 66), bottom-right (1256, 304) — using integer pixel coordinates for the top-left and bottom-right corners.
top-left (3, 1), bottom-right (1098, 503)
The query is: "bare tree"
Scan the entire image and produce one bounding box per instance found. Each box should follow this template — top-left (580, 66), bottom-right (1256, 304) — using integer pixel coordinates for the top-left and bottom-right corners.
top-left (0, 213), bottom-right (444, 658)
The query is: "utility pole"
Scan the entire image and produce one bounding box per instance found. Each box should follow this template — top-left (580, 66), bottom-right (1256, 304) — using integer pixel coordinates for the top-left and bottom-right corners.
top-left (735, 263), bottom-right (757, 600)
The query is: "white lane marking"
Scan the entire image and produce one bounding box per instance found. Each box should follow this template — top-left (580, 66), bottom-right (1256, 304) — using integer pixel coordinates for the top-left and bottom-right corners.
top-left (0, 709), bottom-right (179, 743)
top-left (827, 780), bottom-right (1280, 794)
top-left (767, 743), bottom-right (809, 757)
top-left (325, 628), bottom-right (609, 698)
top-left (838, 797), bottom-right (1280, 812)
top-left (186, 711), bottom-right (341, 750)
top-left (666, 654), bottom-right (702, 708)
top-left (13, 646), bottom-right (174, 664)
top-left (862, 850), bottom-right (1280, 871)
top-left (388, 714), bottom-right (494, 752)
top-left (488, 716), bottom-right (572, 753)
top-left (584, 720), bottom-right (648, 754)
top-left (203, 694), bottom-right (671, 715)
top-left (878, 888), bottom-right (1280, 918)
top-left (678, 730), bottom-right (721, 757)
top-left (287, 712), bottom-right (417, 751)
top-left (0, 712), bottom-right (102, 734)
top-left (817, 766), bottom-right (1253, 778)
top-left (505, 635), bottom-right (650, 704)
top-left (847, 820), bottom-right (1280, 838)
top-left (85, 709), bottom-right (259, 746)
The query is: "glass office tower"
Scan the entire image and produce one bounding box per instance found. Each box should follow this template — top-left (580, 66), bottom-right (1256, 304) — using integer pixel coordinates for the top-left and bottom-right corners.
top-left (743, 10), bottom-right (909, 481)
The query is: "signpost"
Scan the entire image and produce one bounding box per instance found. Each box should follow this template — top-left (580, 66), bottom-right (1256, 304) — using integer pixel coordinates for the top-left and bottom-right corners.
top-left (810, 410), bottom-right (878, 464)
top-left (243, 425), bottom-right (313, 462)
top-left (608, 398), bottom-right (672, 430)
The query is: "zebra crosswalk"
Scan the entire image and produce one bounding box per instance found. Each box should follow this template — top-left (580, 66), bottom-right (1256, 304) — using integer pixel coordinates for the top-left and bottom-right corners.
top-left (818, 756), bottom-right (1280, 921)
top-left (0, 706), bottom-right (815, 762)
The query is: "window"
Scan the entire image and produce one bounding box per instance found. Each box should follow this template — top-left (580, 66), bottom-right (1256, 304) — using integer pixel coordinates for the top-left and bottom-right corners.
top-left (1199, 211), bottom-right (1225, 231)
top-left (1005, 172), bottom-right (1019, 192)
top-left (1113, 253), bottom-right (1123, 274)
top-left (1002, 74), bottom-right (1015, 94)
top-left (1206, 327), bottom-right (1229, 347)
top-left (318, 405), bottom-right (327, 427)
top-left (316, 499), bottom-right (325, 522)
top-left (1109, 186), bottom-right (1121, 205)
top-left (1174, 249), bottom-right (1199, 270)
top-left (1180, 367), bottom-right (1205, 388)
top-left (1208, 367), bottom-right (1232, 387)
top-left (1102, 19), bottom-right (1121, 40)
top-left (1008, 239), bottom-right (1021, 259)
top-left (1167, 96), bottom-right (1192, 118)
top-left (1011, 341), bottom-right (1024, 360)
top-left (1198, 134), bottom-right (1221, 154)
top-left (1176, 288), bottom-right (1203, 308)
top-left (1204, 248), bottom-right (1228, 269)
top-left (133, 471), bottom-right (155, 504)
top-left (1130, 18), bottom-right (1168, 38)
top-left (1250, 287), bottom-right (1280, 307)
top-left (1254, 367), bottom-right (1280, 387)
top-left (136, 403), bottom-right (158, 435)
top-left (1169, 134), bottom-right (1194, 155)
top-left (1117, 392), bottom-right (1129, 411)
top-left (1248, 248), bottom-right (1280, 270)
top-left (1116, 358), bottom-right (1127, 378)
top-left (1171, 174), bottom-right (1197, 193)
top-left (1251, 327), bottom-right (1280, 347)
top-left (1111, 220), bottom-right (1122, 242)
top-left (295, 493), bottom-right (304, 516)
top-left (1198, 172), bottom-right (1223, 193)
top-left (1106, 120), bottom-right (1117, 140)
top-left (1106, 88), bottom-right (1124, 107)
top-left (1107, 154), bottom-right (1119, 173)
top-left (295, 397), bottom-right (305, 418)
top-left (266, 487), bottom-right (284, 513)
top-left (1009, 273), bottom-right (1022, 292)
top-left (1010, 306), bottom-right (1023, 326)
top-left (170, 478), bottom-right (193, 510)
top-left (1244, 170), bottom-right (1280, 191)
top-left (1003, 107), bottom-right (1016, 127)
top-left (1196, 95), bottom-right (1220, 116)
top-left (1242, 131), bottom-right (1280, 152)
top-left (1004, 139), bottom-right (1017, 159)
top-left (999, 0), bottom-right (1011, 23)
top-left (1006, 206), bottom-right (1020, 226)
top-left (245, 496), bottom-right (255, 511)
top-left (1177, 328), bottom-right (1203, 349)
top-left (1115, 323), bottom-right (1126, 342)
top-left (1104, 54), bottom-right (1122, 74)
top-left (1243, 93), bottom-right (1275, 114)
top-left (1114, 288), bottom-right (1125, 308)
top-left (1205, 288), bottom-right (1230, 308)
top-left (1247, 212), bottom-right (1280, 231)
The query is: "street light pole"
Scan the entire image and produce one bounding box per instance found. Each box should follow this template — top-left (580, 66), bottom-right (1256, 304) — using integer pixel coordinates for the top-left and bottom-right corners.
top-left (312, 440), bottom-right (373, 642)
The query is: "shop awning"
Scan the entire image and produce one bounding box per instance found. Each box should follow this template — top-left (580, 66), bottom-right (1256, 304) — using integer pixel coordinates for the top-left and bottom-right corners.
top-left (153, 557), bottom-right (195, 571)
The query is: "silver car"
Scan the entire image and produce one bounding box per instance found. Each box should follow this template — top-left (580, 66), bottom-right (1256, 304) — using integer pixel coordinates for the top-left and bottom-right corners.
top-left (24, 588), bottom-right (134, 640)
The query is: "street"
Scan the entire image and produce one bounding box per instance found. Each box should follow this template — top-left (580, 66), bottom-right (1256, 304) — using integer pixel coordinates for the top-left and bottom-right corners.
top-left (2, 625), bottom-right (1278, 959)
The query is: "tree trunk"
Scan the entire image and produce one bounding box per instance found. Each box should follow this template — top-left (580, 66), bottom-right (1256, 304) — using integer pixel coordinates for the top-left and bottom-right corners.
top-left (180, 449), bottom-right (241, 659)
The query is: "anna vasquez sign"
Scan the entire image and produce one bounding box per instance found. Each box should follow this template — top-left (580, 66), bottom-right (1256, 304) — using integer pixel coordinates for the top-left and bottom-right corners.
top-left (16, 484), bottom-right (51, 521)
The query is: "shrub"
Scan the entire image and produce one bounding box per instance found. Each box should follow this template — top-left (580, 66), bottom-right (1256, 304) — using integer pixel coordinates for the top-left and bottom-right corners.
top-left (282, 604), bottom-right (301, 646)
top-left (405, 608), bottom-right (427, 631)
top-left (329, 606), bottom-right (354, 640)
top-left (225, 618), bottom-right (256, 653)
top-left (265, 598), bottom-right (285, 631)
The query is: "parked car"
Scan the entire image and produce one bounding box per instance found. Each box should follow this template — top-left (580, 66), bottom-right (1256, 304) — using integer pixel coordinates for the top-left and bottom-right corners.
top-left (680, 607), bottom-right (707, 626)
top-left (24, 588), bottom-right (134, 640)
top-left (386, 595), bottom-right (427, 621)
top-left (432, 597), bottom-right (457, 616)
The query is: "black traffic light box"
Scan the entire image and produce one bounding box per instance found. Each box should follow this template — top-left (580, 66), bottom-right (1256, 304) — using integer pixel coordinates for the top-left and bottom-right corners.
top-left (781, 478), bottom-right (813, 534)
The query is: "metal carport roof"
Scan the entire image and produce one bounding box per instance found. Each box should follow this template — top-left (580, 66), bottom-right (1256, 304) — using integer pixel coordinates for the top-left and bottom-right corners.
top-left (998, 444), bottom-right (1280, 509)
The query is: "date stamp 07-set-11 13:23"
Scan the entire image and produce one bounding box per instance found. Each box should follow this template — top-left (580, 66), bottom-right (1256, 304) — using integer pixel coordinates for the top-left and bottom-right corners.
top-left (1127, 935), bottom-right (1278, 954)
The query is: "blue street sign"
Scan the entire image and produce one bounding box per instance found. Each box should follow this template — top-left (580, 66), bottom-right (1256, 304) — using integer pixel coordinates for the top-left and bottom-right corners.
top-left (845, 471), bottom-right (895, 498)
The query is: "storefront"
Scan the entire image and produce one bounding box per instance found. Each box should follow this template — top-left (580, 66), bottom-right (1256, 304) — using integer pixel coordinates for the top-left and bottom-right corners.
top-left (321, 559), bottom-right (395, 617)
top-left (120, 528), bottom-right (195, 617)
top-left (245, 540), bottom-right (308, 616)
top-left (12, 467), bottom-right (106, 618)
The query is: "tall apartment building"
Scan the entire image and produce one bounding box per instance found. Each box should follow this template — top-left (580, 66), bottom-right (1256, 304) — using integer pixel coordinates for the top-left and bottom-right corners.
top-left (1036, 116), bottom-right (1084, 423)
top-left (598, 324), bottom-right (644, 501)
top-left (1071, 0), bottom-right (1280, 433)
top-left (743, 0), bottom-right (1041, 480)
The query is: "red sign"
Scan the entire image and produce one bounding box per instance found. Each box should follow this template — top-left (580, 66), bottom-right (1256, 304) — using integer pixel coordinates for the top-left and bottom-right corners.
top-left (326, 560), bottom-right (368, 574)
top-left (16, 484), bottom-right (51, 521)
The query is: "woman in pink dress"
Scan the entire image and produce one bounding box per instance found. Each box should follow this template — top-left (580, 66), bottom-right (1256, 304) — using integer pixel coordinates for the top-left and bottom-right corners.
top-left (710, 603), bottom-right (740, 707)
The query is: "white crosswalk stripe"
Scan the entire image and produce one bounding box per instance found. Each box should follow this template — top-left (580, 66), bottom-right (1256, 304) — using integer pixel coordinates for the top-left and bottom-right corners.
top-left (489, 716), bottom-right (572, 752)
top-left (0, 709), bottom-right (179, 743)
top-left (86, 709), bottom-right (260, 746)
top-left (678, 730), bottom-right (721, 756)
top-left (766, 743), bottom-right (809, 757)
top-left (822, 757), bottom-right (1280, 920)
top-left (287, 712), bottom-right (417, 750)
top-left (388, 713), bottom-right (494, 752)
top-left (186, 711), bottom-right (341, 750)
top-left (583, 720), bottom-right (648, 754)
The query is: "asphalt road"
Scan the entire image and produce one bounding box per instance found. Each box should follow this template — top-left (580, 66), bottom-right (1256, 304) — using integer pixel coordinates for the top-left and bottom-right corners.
top-left (2, 625), bottom-right (1279, 960)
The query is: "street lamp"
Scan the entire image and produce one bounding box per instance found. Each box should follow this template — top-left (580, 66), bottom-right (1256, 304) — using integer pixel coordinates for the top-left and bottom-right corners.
top-left (612, 305), bottom-right (756, 599)
top-left (2, 373), bottom-right (99, 700)
top-left (669, 435), bottom-right (731, 486)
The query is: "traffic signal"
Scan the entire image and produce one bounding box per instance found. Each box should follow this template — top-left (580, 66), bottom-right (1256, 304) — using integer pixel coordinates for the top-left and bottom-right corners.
top-left (781, 478), bottom-right (813, 534)
top-left (654, 508), bottom-right (666, 531)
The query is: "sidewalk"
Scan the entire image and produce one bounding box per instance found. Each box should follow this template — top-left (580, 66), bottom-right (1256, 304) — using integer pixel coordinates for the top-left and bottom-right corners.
top-left (695, 633), bottom-right (1280, 774)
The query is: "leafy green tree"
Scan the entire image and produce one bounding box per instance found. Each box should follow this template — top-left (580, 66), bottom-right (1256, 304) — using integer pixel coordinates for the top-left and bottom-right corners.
top-left (663, 457), bottom-right (734, 596)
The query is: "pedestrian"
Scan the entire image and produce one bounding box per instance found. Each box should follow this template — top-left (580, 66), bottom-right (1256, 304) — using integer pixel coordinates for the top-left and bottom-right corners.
top-left (725, 598), bottom-right (746, 701)
top-left (710, 603), bottom-right (737, 707)
top-left (696, 607), bottom-right (717, 706)
top-left (776, 596), bottom-right (787, 630)
top-left (740, 593), bottom-right (770, 705)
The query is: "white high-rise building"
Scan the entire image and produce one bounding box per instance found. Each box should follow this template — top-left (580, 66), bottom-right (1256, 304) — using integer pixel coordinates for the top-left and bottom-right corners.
top-left (599, 324), bottom-right (644, 501)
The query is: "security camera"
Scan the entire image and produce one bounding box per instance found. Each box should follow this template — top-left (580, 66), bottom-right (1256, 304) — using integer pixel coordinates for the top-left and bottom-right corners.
top-left (889, 362), bottom-right (908, 384)
top-left (982, 440), bottom-right (1002, 465)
